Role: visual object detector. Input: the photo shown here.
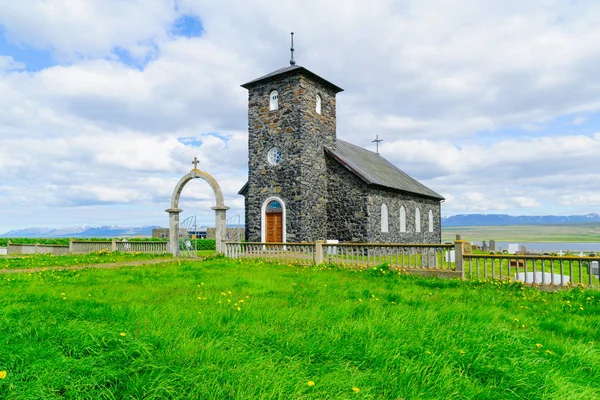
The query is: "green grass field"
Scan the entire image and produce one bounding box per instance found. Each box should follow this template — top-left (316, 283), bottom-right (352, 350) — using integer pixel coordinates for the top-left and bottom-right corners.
top-left (0, 251), bottom-right (174, 270)
top-left (442, 223), bottom-right (600, 242)
top-left (1, 257), bottom-right (599, 399)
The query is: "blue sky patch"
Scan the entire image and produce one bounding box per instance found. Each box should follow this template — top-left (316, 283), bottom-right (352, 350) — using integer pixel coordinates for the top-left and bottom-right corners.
top-left (179, 137), bottom-right (203, 147)
top-left (0, 27), bottom-right (56, 71)
top-left (171, 15), bottom-right (204, 38)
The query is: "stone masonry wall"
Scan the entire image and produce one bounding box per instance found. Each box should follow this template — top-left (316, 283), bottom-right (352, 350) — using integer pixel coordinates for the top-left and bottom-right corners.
top-left (244, 71), bottom-right (339, 242)
top-left (325, 155), bottom-right (369, 242)
top-left (326, 155), bottom-right (442, 243)
top-left (365, 187), bottom-right (442, 244)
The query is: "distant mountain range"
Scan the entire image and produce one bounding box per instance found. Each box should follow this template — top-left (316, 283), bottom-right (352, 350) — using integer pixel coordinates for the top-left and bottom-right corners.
top-left (442, 213), bottom-right (600, 227)
top-left (2, 214), bottom-right (600, 236)
top-left (0, 225), bottom-right (163, 238)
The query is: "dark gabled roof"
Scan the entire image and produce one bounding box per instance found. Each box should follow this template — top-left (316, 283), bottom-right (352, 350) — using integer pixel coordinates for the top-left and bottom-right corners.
top-left (241, 64), bottom-right (344, 93)
top-left (325, 139), bottom-right (445, 200)
top-left (238, 181), bottom-right (249, 195)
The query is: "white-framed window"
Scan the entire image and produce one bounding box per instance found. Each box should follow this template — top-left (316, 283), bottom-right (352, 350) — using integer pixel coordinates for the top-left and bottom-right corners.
top-left (399, 206), bottom-right (406, 233)
top-left (381, 203), bottom-right (389, 233)
top-left (316, 94), bottom-right (322, 114)
top-left (415, 208), bottom-right (421, 233)
top-left (428, 210), bottom-right (434, 233)
top-left (269, 90), bottom-right (279, 111)
top-left (267, 147), bottom-right (282, 165)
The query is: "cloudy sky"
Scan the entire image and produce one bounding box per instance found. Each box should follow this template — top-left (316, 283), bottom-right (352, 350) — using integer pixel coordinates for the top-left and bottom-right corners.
top-left (1, 0), bottom-right (599, 233)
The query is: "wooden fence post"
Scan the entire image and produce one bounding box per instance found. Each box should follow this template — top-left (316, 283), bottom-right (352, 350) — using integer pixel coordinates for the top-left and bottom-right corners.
top-left (315, 241), bottom-right (324, 265)
top-left (454, 240), bottom-right (466, 279)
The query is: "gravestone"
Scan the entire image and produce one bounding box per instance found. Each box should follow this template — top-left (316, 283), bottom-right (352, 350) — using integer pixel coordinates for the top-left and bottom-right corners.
top-left (482, 240), bottom-right (488, 252)
top-left (489, 240), bottom-right (496, 251)
top-left (591, 261), bottom-right (599, 277)
top-left (326, 239), bottom-right (339, 255)
top-left (508, 243), bottom-right (519, 254)
top-left (515, 272), bottom-right (570, 285)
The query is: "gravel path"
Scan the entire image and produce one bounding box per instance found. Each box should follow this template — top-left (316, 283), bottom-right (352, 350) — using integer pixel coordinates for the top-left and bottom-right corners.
top-left (0, 258), bottom-right (184, 275)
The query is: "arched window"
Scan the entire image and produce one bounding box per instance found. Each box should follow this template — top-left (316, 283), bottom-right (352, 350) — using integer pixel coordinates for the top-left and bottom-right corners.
top-left (415, 208), bottom-right (421, 233)
top-left (269, 90), bottom-right (279, 111)
top-left (381, 203), bottom-right (389, 233)
top-left (428, 210), bottom-right (434, 233)
top-left (399, 206), bottom-right (406, 233)
top-left (316, 94), bottom-right (322, 114)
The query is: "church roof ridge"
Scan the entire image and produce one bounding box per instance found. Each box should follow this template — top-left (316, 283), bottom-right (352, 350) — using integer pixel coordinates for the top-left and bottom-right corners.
top-left (325, 139), bottom-right (445, 200)
top-left (241, 64), bottom-right (344, 93)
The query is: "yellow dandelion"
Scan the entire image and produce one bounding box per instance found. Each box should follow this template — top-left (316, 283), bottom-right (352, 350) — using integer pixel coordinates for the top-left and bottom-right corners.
top-left (221, 292), bottom-right (227, 296)
top-left (352, 387), bottom-right (360, 393)
top-left (545, 350), bottom-right (553, 354)
top-left (0, 371), bottom-right (6, 379)
top-left (307, 381), bottom-right (315, 387)
top-left (536, 343), bottom-right (543, 348)
top-left (120, 332), bottom-right (126, 337)
top-left (237, 307), bottom-right (241, 311)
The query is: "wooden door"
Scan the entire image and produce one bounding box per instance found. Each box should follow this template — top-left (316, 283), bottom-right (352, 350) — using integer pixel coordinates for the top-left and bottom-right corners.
top-left (266, 213), bottom-right (283, 243)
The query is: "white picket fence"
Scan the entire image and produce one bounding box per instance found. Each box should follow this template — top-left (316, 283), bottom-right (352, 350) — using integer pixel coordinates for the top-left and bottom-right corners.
top-left (6, 240), bottom-right (167, 255)
top-left (225, 240), bottom-right (600, 288)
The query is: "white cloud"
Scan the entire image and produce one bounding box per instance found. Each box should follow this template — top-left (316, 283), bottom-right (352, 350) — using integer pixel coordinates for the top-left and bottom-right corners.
top-left (1, 0), bottom-right (600, 231)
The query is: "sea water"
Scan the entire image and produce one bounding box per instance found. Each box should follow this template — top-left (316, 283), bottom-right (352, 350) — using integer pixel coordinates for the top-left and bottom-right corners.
top-left (475, 241), bottom-right (600, 254)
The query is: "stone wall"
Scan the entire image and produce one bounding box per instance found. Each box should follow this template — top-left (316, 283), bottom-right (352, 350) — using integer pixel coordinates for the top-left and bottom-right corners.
top-left (365, 187), bottom-right (442, 244)
top-left (325, 155), bottom-right (442, 243)
top-left (325, 155), bottom-right (369, 242)
top-left (244, 71), bottom-right (339, 242)
top-left (152, 228), bottom-right (170, 239)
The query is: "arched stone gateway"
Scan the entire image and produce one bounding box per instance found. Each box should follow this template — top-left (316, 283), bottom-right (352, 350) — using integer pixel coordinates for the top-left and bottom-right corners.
top-left (166, 159), bottom-right (230, 255)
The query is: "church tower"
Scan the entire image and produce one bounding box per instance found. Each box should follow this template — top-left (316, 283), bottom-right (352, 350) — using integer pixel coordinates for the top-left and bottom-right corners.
top-left (239, 51), bottom-right (344, 242)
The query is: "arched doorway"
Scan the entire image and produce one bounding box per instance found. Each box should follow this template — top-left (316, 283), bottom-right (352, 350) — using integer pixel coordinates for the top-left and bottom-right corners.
top-left (261, 197), bottom-right (286, 243)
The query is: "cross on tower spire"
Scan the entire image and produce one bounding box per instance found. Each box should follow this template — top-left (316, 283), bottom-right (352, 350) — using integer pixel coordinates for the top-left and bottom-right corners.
top-left (289, 32), bottom-right (295, 65)
top-left (372, 135), bottom-right (383, 155)
top-left (192, 156), bottom-right (200, 170)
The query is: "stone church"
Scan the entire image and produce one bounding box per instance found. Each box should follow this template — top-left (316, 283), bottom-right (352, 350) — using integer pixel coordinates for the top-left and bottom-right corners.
top-left (238, 61), bottom-right (444, 244)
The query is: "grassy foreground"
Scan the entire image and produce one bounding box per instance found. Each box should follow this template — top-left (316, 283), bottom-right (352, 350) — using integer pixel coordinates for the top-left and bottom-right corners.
top-left (1, 258), bottom-right (599, 399)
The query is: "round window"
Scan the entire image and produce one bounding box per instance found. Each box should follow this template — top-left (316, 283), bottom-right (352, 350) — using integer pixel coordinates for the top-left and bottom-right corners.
top-left (267, 147), bottom-right (282, 165)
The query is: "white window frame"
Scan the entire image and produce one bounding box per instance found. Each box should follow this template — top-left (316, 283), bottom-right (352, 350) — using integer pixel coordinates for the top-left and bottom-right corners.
top-left (316, 94), bottom-right (322, 114)
top-left (381, 203), bottom-right (389, 233)
top-left (269, 90), bottom-right (279, 111)
top-left (399, 206), bottom-right (407, 233)
top-left (428, 210), bottom-right (434, 233)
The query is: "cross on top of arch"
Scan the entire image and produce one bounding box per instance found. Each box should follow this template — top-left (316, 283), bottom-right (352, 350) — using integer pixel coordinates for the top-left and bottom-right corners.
top-left (192, 157), bottom-right (200, 170)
